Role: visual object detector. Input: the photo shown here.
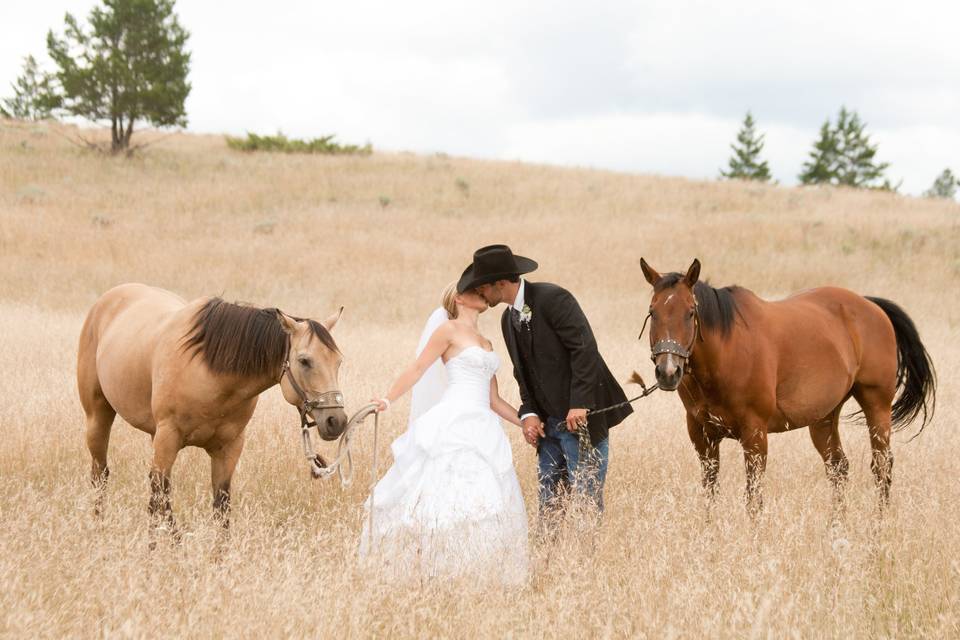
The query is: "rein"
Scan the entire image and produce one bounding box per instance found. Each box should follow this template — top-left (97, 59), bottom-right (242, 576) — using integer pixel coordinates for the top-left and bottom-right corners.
top-left (276, 339), bottom-right (383, 543)
top-left (279, 345), bottom-right (380, 488)
top-left (575, 374), bottom-right (661, 462)
top-left (572, 297), bottom-right (702, 462)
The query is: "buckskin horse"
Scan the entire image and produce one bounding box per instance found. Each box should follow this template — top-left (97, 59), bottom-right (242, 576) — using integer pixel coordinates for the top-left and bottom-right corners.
top-left (77, 283), bottom-right (347, 536)
top-left (638, 259), bottom-right (935, 514)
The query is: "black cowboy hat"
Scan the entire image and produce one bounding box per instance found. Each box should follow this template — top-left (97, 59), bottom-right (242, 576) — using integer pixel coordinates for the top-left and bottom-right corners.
top-left (457, 244), bottom-right (538, 293)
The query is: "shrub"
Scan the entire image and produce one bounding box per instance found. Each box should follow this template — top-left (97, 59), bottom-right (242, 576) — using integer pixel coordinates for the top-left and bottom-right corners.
top-left (225, 132), bottom-right (372, 155)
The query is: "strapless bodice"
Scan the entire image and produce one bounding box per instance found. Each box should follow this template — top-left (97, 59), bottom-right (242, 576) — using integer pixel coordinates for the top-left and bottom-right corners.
top-left (442, 346), bottom-right (500, 407)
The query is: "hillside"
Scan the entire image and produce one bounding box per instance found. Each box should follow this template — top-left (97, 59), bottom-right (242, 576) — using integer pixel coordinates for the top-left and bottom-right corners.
top-left (1, 120), bottom-right (958, 637)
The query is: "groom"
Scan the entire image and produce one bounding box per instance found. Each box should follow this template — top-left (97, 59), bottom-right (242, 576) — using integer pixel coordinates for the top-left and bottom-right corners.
top-left (459, 244), bottom-right (633, 519)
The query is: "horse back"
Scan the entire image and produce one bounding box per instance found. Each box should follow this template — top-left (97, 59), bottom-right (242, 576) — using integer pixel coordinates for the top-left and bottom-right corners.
top-left (79, 284), bottom-right (187, 433)
top-left (761, 286), bottom-right (896, 426)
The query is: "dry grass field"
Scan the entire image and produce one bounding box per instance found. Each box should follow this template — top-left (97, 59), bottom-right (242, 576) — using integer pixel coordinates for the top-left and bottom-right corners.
top-left (1, 120), bottom-right (958, 638)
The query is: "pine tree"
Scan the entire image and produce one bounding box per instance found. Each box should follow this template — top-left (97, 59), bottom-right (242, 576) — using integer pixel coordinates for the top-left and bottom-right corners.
top-left (798, 107), bottom-right (892, 189)
top-left (45, 0), bottom-right (191, 152)
top-left (798, 120), bottom-right (838, 185)
top-left (924, 168), bottom-right (958, 200)
top-left (720, 111), bottom-right (771, 182)
top-left (0, 56), bottom-right (58, 120)
top-left (834, 107), bottom-right (890, 188)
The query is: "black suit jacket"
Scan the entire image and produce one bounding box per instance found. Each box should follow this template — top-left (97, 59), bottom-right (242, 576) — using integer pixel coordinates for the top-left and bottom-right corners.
top-left (501, 281), bottom-right (632, 446)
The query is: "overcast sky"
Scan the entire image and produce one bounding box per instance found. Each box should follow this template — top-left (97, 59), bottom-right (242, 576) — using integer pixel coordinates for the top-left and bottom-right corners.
top-left (3, 1), bottom-right (958, 194)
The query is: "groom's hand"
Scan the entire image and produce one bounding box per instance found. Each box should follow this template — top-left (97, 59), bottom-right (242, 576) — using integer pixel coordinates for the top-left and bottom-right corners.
top-left (565, 408), bottom-right (588, 433)
top-left (521, 416), bottom-right (544, 446)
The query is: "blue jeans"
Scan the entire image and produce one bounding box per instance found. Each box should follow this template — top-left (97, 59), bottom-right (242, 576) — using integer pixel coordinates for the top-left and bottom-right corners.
top-left (537, 416), bottom-right (609, 517)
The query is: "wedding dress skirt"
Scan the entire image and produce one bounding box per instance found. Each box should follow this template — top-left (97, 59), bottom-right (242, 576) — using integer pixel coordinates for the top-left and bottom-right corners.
top-left (359, 346), bottom-right (529, 585)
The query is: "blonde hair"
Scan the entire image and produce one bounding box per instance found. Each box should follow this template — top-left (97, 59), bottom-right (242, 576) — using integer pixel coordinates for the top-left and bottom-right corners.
top-left (441, 281), bottom-right (459, 319)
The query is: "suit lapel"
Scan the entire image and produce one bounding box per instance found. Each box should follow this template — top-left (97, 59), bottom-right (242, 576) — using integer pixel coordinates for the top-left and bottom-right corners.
top-left (504, 309), bottom-right (519, 361)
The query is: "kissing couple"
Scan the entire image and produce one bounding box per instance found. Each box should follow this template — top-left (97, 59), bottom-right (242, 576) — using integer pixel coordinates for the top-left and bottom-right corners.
top-left (358, 244), bottom-right (633, 585)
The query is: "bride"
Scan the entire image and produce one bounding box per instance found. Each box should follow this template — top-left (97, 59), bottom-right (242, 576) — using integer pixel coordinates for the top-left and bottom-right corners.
top-left (359, 280), bottom-right (529, 585)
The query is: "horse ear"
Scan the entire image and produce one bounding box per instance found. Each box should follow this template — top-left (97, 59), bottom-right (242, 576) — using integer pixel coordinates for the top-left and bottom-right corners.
top-left (684, 259), bottom-right (701, 287)
top-left (323, 306), bottom-right (344, 332)
top-left (640, 258), bottom-right (660, 286)
top-left (274, 309), bottom-right (299, 334)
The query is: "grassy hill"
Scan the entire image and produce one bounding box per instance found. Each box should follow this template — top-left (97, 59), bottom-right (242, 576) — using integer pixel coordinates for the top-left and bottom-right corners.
top-left (1, 120), bottom-right (958, 637)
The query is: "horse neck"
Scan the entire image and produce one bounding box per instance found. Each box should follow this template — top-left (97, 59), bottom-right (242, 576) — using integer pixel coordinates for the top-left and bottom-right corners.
top-left (687, 325), bottom-right (728, 391)
top-left (226, 370), bottom-right (281, 401)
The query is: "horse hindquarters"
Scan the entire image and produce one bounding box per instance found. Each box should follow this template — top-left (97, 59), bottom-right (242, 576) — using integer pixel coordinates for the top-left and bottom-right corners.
top-left (864, 297), bottom-right (936, 432)
top-left (853, 297), bottom-right (936, 505)
top-left (77, 309), bottom-right (118, 514)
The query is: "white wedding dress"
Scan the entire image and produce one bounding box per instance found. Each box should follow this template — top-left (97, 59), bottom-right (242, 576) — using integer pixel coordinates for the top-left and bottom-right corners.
top-left (359, 316), bottom-right (529, 586)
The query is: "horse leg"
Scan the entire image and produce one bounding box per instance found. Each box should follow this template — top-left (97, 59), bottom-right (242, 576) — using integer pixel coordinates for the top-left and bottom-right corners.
top-left (149, 424), bottom-right (183, 543)
top-left (686, 414), bottom-right (720, 498)
top-left (739, 424), bottom-right (767, 518)
top-left (853, 384), bottom-right (894, 508)
top-left (78, 322), bottom-right (112, 511)
top-left (209, 432), bottom-right (245, 532)
top-left (82, 397), bottom-right (116, 517)
top-left (808, 407), bottom-right (849, 518)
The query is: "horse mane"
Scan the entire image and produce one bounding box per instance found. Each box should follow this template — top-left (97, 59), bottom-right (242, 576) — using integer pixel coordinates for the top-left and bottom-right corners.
top-left (182, 298), bottom-right (338, 378)
top-left (655, 273), bottom-right (743, 337)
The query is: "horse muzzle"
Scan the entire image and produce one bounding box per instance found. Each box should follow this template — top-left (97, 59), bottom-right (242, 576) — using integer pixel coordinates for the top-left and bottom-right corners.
top-left (651, 338), bottom-right (692, 391)
top-left (654, 354), bottom-right (684, 391)
top-left (312, 408), bottom-right (349, 441)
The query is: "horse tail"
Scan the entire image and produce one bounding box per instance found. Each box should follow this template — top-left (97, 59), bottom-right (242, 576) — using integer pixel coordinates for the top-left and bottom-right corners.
top-left (866, 296), bottom-right (936, 434)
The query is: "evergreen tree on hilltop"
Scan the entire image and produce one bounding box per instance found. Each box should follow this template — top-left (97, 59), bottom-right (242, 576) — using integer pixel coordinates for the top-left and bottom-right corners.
top-left (720, 111), bottom-right (771, 182)
top-left (799, 120), bottom-right (839, 185)
top-left (834, 107), bottom-right (890, 188)
top-left (799, 107), bottom-right (893, 190)
top-left (0, 55), bottom-right (58, 120)
top-left (924, 168), bottom-right (958, 200)
top-left (45, 0), bottom-right (191, 152)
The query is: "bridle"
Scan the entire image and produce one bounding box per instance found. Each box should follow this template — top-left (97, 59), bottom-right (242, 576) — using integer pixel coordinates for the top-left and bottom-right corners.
top-left (639, 295), bottom-right (703, 363)
top-left (280, 359), bottom-right (345, 428)
top-left (279, 341), bottom-right (345, 478)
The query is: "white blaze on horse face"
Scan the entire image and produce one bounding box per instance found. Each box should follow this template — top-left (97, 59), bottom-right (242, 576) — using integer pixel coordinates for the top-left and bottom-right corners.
top-left (664, 294), bottom-right (675, 306)
top-left (664, 353), bottom-right (679, 378)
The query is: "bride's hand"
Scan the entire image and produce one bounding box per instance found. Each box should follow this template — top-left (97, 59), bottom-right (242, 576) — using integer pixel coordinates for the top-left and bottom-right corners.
top-left (371, 397), bottom-right (390, 413)
top-left (521, 416), bottom-right (544, 447)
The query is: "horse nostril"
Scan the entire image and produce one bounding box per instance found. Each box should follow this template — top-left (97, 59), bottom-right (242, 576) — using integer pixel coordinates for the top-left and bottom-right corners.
top-left (326, 415), bottom-right (338, 429)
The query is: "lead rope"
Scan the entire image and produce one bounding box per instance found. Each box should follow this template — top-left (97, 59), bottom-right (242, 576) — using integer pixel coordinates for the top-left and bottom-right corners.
top-left (307, 402), bottom-right (381, 550)
top-left (311, 402), bottom-right (380, 487)
top-left (369, 408), bottom-right (379, 551)
top-left (576, 374), bottom-right (661, 465)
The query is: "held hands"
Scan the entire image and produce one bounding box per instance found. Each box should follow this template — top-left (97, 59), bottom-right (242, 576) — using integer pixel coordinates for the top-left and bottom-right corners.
top-left (565, 408), bottom-right (588, 433)
top-left (521, 415), bottom-right (545, 447)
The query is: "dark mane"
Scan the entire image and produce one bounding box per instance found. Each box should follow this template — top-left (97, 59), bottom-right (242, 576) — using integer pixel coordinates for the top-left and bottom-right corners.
top-left (182, 298), bottom-right (339, 378)
top-left (655, 273), bottom-right (743, 337)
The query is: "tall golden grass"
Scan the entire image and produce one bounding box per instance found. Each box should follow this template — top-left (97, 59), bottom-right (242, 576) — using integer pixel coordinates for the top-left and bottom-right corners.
top-left (1, 120), bottom-right (958, 638)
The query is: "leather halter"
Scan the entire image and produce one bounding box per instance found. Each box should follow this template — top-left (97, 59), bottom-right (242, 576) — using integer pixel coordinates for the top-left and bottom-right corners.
top-left (279, 339), bottom-right (344, 430)
top-left (279, 341), bottom-right (345, 478)
top-left (640, 296), bottom-right (703, 363)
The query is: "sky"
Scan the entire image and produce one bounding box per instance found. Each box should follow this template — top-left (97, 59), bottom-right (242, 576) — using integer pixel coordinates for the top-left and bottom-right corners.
top-left (2, 0), bottom-right (958, 195)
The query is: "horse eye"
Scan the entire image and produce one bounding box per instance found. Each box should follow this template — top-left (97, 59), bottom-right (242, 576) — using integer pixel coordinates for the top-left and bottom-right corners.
top-left (297, 357), bottom-right (312, 368)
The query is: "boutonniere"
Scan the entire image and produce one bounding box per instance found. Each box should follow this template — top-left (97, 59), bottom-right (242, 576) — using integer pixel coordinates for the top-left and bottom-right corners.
top-left (520, 304), bottom-right (533, 325)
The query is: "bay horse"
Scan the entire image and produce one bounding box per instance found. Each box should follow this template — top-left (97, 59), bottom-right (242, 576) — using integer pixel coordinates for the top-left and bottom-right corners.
top-left (77, 283), bottom-right (348, 535)
top-left (638, 259), bottom-right (935, 514)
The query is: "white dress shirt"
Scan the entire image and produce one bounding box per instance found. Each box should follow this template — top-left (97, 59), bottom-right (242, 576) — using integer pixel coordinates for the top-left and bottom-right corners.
top-left (514, 279), bottom-right (539, 423)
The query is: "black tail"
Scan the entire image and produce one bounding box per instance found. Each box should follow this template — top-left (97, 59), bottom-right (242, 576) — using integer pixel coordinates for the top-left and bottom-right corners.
top-left (866, 296), bottom-right (936, 435)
